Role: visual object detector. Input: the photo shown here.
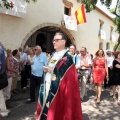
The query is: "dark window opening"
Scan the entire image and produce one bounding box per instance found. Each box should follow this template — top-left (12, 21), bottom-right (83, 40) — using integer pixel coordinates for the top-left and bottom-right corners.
top-left (98, 24), bottom-right (103, 36)
top-left (64, 7), bottom-right (71, 16)
top-left (106, 43), bottom-right (110, 50)
top-left (99, 42), bottom-right (103, 49)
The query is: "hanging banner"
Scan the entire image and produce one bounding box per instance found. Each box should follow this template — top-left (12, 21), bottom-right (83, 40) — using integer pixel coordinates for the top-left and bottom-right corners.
top-left (0, 0), bottom-right (27, 18)
top-left (100, 30), bottom-right (106, 40)
top-left (112, 35), bottom-right (116, 42)
top-left (64, 14), bottom-right (77, 31)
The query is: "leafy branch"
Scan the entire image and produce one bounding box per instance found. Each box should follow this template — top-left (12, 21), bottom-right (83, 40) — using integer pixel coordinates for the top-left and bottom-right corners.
top-left (78, 0), bottom-right (112, 12)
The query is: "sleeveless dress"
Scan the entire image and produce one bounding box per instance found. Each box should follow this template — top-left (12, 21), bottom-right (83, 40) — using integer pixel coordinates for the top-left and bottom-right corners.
top-left (93, 57), bottom-right (106, 84)
top-left (109, 60), bottom-right (120, 85)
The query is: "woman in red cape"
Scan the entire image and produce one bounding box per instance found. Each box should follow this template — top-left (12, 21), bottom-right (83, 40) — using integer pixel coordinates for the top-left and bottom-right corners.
top-left (36, 51), bottom-right (83, 120)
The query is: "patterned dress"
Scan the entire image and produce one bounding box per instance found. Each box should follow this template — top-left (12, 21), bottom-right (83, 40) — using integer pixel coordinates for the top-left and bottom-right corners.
top-left (6, 57), bottom-right (15, 78)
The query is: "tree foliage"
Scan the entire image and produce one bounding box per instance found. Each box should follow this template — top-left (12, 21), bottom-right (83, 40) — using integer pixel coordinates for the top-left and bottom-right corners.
top-left (114, 17), bottom-right (120, 34)
top-left (78, 0), bottom-right (112, 12)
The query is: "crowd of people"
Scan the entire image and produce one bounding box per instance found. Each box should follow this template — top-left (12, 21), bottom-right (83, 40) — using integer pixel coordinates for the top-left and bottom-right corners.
top-left (0, 32), bottom-right (120, 120)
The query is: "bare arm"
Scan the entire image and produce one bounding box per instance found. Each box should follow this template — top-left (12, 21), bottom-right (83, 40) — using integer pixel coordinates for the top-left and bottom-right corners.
top-left (105, 58), bottom-right (108, 77)
top-left (115, 64), bottom-right (120, 69)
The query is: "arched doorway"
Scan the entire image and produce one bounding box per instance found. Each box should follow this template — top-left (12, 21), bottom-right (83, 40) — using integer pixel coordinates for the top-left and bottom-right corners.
top-left (22, 23), bottom-right (75, 52)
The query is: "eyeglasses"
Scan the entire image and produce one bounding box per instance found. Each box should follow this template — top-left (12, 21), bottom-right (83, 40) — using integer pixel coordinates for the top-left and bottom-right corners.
top-left (34, 49), bottom-right (37, 51)
top-left (52, 39), bottom-right (63, 42)
top-left (80, 51), bottom-right (84, 52)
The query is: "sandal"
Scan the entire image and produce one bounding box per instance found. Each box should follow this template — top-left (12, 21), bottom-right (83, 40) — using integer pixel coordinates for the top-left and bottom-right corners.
top-left (113, 96), bottom-right (116, 99)
top-left (96, 98), bottom-right (100, 104)
top-left (94, 96), bottom-right (97, 101)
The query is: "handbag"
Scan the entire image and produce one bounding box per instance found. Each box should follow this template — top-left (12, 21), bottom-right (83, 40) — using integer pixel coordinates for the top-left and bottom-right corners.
top-left (0, 72), bottom-right (8, 90)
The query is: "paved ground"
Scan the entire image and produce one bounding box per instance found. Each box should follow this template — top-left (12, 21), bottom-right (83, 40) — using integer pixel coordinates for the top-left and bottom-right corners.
top-left (0, 84), bottom-right (120, 120)
top-left (82, 85), bottom-right (120, 120)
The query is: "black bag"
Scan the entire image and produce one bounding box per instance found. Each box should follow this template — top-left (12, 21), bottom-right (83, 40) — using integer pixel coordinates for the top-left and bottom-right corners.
top-left (0, 72), bottom-right (8, 90)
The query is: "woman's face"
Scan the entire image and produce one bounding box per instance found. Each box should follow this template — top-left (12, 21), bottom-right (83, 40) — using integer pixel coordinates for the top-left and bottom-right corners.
top-left (117, 53), bottom-right (120, 59)
top-left (98, 50), bottom-right (103, 56)
top-left (9, 51), bottom-right (12, 57)
top-left (29, 49), bottom-right (34, 55)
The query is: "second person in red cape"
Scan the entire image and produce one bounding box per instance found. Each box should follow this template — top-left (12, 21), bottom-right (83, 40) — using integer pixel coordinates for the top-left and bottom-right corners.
top-left (36, 32), bottom-right (83, 120)
top-left (92, 49), bottom-right (108, 104)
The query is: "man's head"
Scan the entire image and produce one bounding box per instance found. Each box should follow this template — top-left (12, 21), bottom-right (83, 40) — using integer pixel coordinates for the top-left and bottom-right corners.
top-left (52, 32), bottom-right (67, 52)
top-left (106, 49), bottom-right (112, 56)
top-left (80, 47), bottom-right (87, 56)
top-left (69, 44), bottom-right (76, 55)
top-left (18, 47), bottom-right (22, 52)
top-left (24, 48), bottom-right (29, 55)
top-left (34, 45), bottom-right (42, 56)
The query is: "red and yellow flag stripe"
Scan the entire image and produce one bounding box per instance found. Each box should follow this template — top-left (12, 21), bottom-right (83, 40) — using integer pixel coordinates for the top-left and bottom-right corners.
top-left (75, 4), bottom-right (87, 24)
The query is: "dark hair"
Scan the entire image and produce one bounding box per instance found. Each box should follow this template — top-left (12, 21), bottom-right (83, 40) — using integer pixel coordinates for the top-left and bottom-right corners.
top-left (114, 51), bottom-right (120, 59)
top-left (95, 49), bottom-right (105, 57)
top-left (90, 54), bottom-right (93, 59)
top-left (69, 44), bottom-right (76, 49)
top-left (12, 49), bottom-right (18, 56)
top-left (55, 32), bottom-right (67, 41)
top-left (81, 47), bottom-right (87, 51)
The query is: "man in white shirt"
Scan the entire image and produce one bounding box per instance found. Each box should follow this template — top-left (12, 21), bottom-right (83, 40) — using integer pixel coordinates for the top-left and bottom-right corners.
top-left (104, 49), bottom-right (114, 88)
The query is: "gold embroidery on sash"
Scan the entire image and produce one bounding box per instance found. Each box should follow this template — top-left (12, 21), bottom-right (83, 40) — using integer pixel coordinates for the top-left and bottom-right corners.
top-left (51, 74), bottom-right (56, 81)
top-left (50, 59), bottom-right (57, 64)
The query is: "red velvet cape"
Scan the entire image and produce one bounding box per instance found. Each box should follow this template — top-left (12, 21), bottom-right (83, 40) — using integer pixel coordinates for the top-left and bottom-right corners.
top-left (36, 52), bottom-right (83, 120)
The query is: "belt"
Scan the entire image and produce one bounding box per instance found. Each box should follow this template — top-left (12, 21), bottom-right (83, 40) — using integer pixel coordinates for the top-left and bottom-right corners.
top-left (80, 69), bottom-right (88, 71)
top-left (95, 67), bottom-right (104, 69)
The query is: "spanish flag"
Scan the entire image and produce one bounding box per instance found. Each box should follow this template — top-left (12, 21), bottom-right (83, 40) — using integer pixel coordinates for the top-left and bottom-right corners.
top-left (75, 4), bottom-right (87, 24)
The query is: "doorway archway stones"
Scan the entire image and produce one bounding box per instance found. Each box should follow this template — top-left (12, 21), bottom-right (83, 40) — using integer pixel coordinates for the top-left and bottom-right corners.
top-left (21, 23), bottom-right (75, 48)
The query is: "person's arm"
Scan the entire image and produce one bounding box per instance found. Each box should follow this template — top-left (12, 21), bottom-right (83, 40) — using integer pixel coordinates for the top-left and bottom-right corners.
top-left (105, 58), bottom-right (108, 78)
top-left (92, 58), bottom-right (95, 74)
top-left (44, 54), bottom-right (49, 66)
top-left (81, 56), bottom-right (92, 68)
top-left (115, 64), bottom-right (120, 68)
top-left (109, 58), bottom-right (114, 69)
top-left (75, 55), bottom-right (81, 69)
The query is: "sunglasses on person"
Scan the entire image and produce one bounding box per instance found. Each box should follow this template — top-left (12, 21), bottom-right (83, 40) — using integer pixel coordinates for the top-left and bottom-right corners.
top-left (52, 39), bottom-right (63, 42)
top-left (34, 49), bottom-right (37, 51)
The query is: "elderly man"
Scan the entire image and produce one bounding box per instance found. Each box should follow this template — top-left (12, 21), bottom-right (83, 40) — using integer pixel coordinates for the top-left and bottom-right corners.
top-left (0, 43), bottom-right (10, 117)
top-left (79, 47), bottom-right (92, 101)
top-left (27, 45), bottom-right (48, 103)
top-left (36, 32), bottom-right (83, 120)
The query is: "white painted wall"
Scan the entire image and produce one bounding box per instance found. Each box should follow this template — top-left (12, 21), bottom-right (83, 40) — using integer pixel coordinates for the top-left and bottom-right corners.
top-left (0, 0), bottom-right (118, 55)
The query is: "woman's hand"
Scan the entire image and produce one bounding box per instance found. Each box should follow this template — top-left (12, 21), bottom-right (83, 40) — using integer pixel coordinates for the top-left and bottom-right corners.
top-left (106, 74), bottom-right (109, 80)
